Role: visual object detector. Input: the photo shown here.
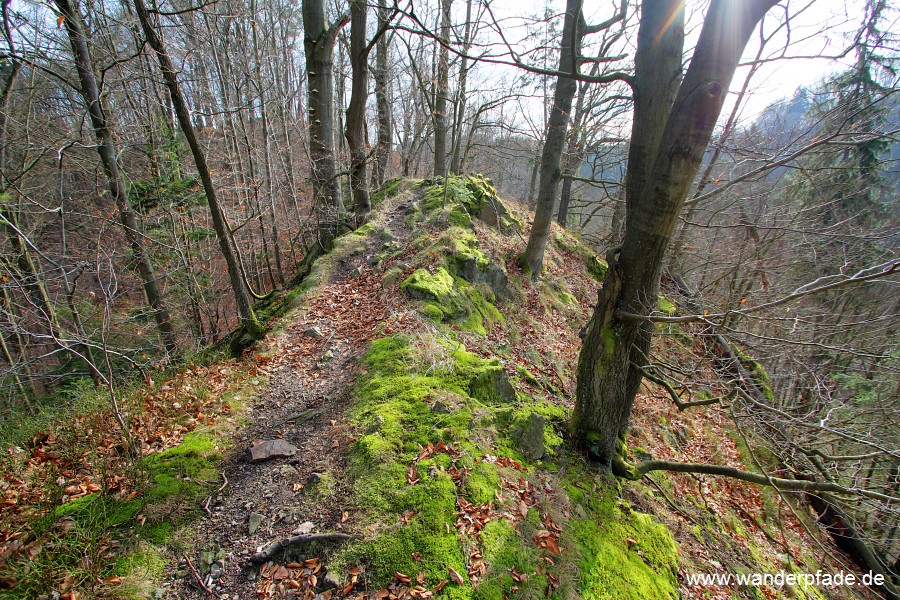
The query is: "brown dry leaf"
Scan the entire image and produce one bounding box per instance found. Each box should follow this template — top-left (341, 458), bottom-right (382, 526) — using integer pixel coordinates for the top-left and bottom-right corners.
top-left (394, 571), bottom-right (412, 584)
top-left (448, 567), bottom-right (464, 586)
top-left (272, 565), bottom-right (291, 580)
top-left (341, 511), bottom-right (349, 523)
top-left (407, 465), bottom-right (420, 485)
top-left (434, 579), bottom-right (448, 592)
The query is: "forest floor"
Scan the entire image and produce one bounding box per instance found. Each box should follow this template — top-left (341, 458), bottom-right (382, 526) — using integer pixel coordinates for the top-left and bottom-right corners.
top-left (0, 177), bottom-right (877, 600)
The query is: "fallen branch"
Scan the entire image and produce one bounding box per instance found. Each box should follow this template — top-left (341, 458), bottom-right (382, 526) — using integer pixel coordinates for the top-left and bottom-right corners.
top-left (630, 460), bottom-right (899, 504)
top-left (249, 533), bottom-right (355, 564)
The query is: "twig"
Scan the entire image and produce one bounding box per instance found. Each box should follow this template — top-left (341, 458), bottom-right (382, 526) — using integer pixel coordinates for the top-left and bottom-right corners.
top-left (216, 471), bottom-right (228, 493)
top-left (184, 553), bottom-right (219, 597)
top-left (249, 533), bottom-right (355, 564)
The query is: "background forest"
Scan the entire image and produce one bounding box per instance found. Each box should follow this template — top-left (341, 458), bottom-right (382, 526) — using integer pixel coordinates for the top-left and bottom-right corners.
top-left (0, 0), bottom-right (899, 596)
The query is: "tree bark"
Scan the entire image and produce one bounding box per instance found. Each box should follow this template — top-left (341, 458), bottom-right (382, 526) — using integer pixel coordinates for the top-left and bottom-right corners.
top-left (344, 0), bottom-right (371, 219)
top-left (372, 0), bottom-right (392, 188)
top-left (449, 0), bottom-right (473, 176)
top-left (56, 0), bottom-right (179, 358)
top-left (522, 0), bottom-right (584, 276)
top-left (303, 0), bottom-right (347, 249)
top-left (572, 0), bottom-right (779, 467)
top-left (132, 0), bottom-right (263, 341)
top-left (432, 0), bottom-right (452, 177)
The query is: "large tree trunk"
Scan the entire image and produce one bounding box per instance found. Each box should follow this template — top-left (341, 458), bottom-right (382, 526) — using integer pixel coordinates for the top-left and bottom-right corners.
top-left (572, 0), bottom-right (779, 467)
top-left (432, 0), bottom-right (452, 177)
top-left (344, 0), bottom-right (371, 219)
top-left (372, 0), bottom-right (392, 187)
top-left (132, 0), bottom-right (263, 341)
top-left (303, 0), bottom-right (346, 249)
top-left (522, 0), bottom-right (583, 276)
top-left (56, 0), bottom-right (179, 358)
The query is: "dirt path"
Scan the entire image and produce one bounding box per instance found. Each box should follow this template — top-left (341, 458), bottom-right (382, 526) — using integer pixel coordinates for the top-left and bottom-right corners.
top-left (168, 198), bottom-right (415, 599)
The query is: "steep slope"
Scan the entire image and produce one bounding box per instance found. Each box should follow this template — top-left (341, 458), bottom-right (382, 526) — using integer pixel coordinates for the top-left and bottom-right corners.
top-left (180, 176), bottom-right (865, 600)
top-left (0, 175), bottom-right (876, 600)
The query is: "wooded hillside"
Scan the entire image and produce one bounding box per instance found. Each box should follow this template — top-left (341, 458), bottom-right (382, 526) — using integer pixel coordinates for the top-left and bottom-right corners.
top-left (0, 0), bottom-right (898, 598)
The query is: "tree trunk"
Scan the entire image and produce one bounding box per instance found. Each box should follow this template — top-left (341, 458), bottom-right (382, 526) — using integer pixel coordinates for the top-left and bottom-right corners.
top-left (449, 0), bottom-right (473, 176)
top-left (303, 0), bottom-right (346, 249)
top-left (344, 0), bottom-right (371, 219)
top-left (372, 0), bottom-right (392, 188)
top-left (556, 67), bottom-right (593, 227)
top-left (432, 0), bottom-right (452, 177)
top-left (132, 0), bottom-right (263, 341)
top-left (522, 0), bottom-right (583, 276)
top-left (572, 0), bottom-right (779, 467)
top-left (56, 0), bottom-right (179, 358)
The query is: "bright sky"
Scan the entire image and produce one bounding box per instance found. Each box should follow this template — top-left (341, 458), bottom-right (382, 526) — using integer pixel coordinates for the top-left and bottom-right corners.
top-left (471, 0), bottom-right (887, 128)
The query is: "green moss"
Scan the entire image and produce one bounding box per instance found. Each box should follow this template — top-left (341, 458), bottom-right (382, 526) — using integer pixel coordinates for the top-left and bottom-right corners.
top-left (516, 366), bottom-right (540, 386)
top-left (464, 462), bottom-right (501, 505)
top-left (734, 347), bottom-right (775, 402)
top-left (143, 432), bottom-right (221, 503)
top-left (564, 475), bottom-right (679, 600)
top-left (371, 177), bottom-right (404, 206)
top-left (657, 295), bottom-right (677, 314)
top-left (400, 268), bottom-right (502, 336)
top-left (476, 520), bottom-right (546, 599)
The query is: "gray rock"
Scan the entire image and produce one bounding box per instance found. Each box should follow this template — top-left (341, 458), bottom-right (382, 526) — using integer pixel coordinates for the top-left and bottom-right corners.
top-left (457, 258), bottom-right (509, 297)
top-left (468, 363), bottom-right (517, 405)
top-left (294, 521), bottom-right (315, 535)
top-left (307, 472), bottom-right (324, 486)
top-left (249, 439), bottom-right (299, 462)
top-left (431, 400), bottom-right (451, 415)
top-left (209, 560), bottom-right (225, 582)
top-left (321, 349), bottom-right (335, 362)
top-left (304, 326), bottom-right (325, 339)
top-left (248, 512), bottom-right (265, 535)
top-left (350, 265), bottom-right (365, 278)
top-left (366, 414), bottom-right (385, 434)
top-left (511, 413), bottom-right (546, 461)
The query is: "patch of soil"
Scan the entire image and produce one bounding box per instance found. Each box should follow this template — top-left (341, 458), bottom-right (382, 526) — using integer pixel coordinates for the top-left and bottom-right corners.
top-left (164, 200), bottom-right (417, 599)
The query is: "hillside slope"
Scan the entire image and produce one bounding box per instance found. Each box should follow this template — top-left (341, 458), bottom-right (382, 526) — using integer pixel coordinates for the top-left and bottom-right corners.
top-left (0, 176), bottom-right (874, 599)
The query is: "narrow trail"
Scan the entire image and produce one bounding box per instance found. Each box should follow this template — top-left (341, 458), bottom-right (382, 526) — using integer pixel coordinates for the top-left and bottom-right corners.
top-left (171, 199), bottom-right (415, 599)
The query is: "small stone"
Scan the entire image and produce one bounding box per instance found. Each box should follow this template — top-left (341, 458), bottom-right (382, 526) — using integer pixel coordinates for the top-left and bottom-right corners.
top-left (431, 401), bottom-right (451, 415)
top-left (248, 512), bottom-right (265, 535)
top-left (366, 414), bottom-right (385, 434)
top-left (511, 413), bottom-right (546, 461)
top-left (209, 560), bottom-right (225, 581)
top-left (277, 464), bottom-right (300, 478)
top-left (321, 349), bottom-right (335, 362)
top-left (304, 326), bottom-right (325, 339)
top-left (294, 521), bottom-right (315, 535)
top-left (249, 439), bottom-right (299, 462)
top-left (153, 589), bottom-right (166, 599)
top-left (350, 265), bottom-right (364, 278)
top-left (307, 472), bottom-right (323, 486)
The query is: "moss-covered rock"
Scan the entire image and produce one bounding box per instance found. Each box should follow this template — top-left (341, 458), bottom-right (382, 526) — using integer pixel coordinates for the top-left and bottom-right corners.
top-left (400, 268), bottom-right (502, 336)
